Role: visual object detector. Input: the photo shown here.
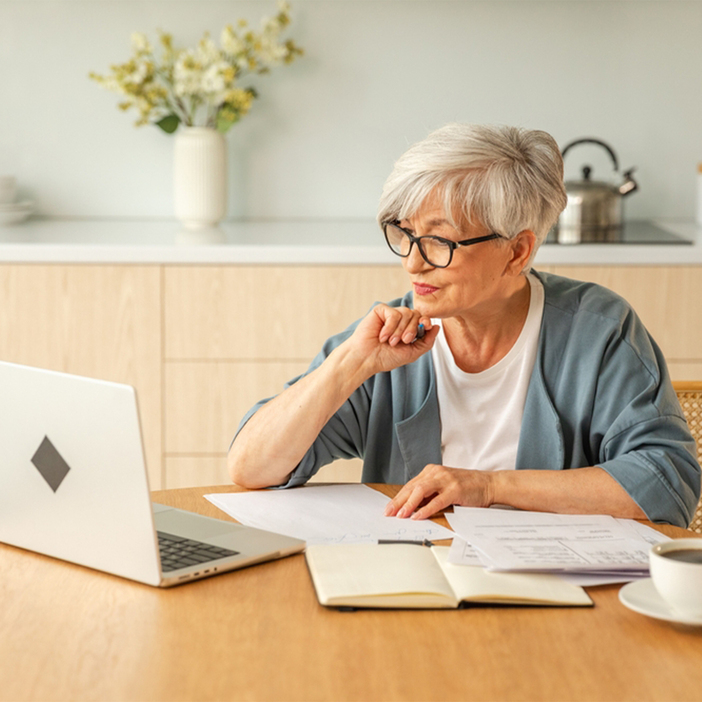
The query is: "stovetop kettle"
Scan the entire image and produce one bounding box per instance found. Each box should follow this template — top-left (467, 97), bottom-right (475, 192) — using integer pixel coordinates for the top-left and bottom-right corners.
top-left (556, 138), bottom-right (638, 244)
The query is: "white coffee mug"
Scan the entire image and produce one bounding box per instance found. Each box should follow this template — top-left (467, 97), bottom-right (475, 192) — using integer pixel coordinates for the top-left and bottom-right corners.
top-left (650, 539), bottom-right (702, 618)
top-left (0, 176), bottom-right (17, 205)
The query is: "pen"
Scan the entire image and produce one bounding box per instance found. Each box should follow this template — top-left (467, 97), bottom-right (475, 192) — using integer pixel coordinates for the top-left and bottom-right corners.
top-left (377, 539), bottom-right (432, 546)
top-left (414, 324), bottom-right (425, 342)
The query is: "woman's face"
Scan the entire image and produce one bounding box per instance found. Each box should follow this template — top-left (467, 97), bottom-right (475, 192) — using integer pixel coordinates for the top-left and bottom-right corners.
top-left (399, 195), bottom-right (532, 323)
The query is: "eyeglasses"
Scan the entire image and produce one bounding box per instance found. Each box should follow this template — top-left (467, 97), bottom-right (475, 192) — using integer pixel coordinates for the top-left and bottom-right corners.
top-left (382, 221), bottom-right (502, 268)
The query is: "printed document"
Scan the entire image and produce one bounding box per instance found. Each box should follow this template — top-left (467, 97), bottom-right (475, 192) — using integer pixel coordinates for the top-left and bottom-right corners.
top-left (206, 484), bottom-right (454, 545)
top-left (446, 507), bottom-right (669, 573)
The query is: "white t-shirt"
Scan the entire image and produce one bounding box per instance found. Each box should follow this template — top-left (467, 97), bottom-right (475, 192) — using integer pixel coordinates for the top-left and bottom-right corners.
top-left (431, 273), bottom-right (545, 472)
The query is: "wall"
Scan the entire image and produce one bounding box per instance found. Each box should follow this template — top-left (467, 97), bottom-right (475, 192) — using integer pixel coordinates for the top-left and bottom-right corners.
top-left (1, 0), bottom-right (701, 222)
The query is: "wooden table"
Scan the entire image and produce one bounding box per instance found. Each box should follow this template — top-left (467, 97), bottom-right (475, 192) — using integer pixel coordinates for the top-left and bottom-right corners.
top-left (1, 484), bottom-right (702, 702)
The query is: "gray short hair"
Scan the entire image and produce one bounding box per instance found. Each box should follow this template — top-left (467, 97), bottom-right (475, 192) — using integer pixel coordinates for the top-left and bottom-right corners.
top-left (377, 123), bottom-right (567, 268)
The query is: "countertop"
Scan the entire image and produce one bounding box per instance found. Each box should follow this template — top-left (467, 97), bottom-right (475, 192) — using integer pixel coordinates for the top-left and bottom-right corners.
top-left (0, 218), bottom-right (700, 265)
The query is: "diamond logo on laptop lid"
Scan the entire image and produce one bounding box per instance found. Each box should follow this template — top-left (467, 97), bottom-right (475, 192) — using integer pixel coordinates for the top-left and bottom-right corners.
top-left (31, 436), bottom-right (71, 492)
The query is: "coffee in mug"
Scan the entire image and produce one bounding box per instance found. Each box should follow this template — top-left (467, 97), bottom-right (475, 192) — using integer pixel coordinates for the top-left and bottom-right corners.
top-left (660, 549), bottom-right (702, 564)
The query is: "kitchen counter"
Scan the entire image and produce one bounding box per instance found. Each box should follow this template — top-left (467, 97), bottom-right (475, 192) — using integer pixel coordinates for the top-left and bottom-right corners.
top-left (0, 218), bottom-right (699, 265)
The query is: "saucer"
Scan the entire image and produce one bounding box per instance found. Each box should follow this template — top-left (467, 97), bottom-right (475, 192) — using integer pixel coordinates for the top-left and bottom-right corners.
top-left (619, 578), bottom-right (702, 625)
top-left (0, 201), bottom-right (32, 225)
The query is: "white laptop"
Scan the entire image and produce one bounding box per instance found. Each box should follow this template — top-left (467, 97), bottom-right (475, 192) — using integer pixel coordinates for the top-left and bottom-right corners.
top-left (0, 360), bottom-right (304, 587)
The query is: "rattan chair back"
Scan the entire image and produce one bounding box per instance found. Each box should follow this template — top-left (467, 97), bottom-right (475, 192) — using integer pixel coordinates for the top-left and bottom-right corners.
top-left (673, 382), bottom-right (702, 533)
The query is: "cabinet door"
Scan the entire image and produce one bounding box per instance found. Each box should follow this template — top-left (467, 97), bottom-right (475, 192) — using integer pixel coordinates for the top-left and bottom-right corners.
top-left (163, 265), bottom-right (409, 487)
top-left (0, 265), bottom-right (162, 487)
top-left (164, 361), bottom-right (309, 455)
top-left (164, 265), bottom-right (409, 360)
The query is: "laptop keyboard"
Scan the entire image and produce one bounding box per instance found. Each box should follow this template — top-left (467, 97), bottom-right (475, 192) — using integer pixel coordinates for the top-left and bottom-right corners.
top-left (158, 531), bottom-right (239, 573)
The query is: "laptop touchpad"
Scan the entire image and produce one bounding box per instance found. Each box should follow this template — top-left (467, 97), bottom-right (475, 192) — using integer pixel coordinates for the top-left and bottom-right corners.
top-left (154, 508), bottom-right (241, 540)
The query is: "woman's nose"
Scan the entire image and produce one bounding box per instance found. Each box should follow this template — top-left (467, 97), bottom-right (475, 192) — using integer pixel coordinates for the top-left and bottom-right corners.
top-left (403, 242), bottom-right (433, 273)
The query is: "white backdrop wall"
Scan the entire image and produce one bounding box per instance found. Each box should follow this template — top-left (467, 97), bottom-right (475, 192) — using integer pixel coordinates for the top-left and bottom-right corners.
top-left (1, 0), bottom-right (701, 221)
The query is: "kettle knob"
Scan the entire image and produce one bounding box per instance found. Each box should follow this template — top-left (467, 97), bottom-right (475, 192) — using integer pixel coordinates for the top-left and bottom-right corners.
top-left (582, 165), bottom-right (592, 181)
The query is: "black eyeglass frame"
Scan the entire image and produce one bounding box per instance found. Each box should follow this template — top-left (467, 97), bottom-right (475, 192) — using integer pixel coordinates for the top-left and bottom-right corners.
top-left (382, 220), bottom-right (503, 268)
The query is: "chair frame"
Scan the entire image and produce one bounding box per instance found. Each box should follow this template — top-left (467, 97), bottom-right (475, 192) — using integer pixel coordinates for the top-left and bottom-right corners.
top-left (672, 381), bottom-right (702, 533)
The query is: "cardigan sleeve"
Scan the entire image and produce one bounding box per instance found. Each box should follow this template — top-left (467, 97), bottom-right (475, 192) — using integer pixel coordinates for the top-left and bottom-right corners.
top-left (592, 313), bottom-right (700, 527)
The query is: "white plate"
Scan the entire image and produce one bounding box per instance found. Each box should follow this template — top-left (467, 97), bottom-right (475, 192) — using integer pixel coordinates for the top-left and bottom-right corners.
top-left (0, 200), bottom-right (32, 212)
top-left (619, 578), bottom-right (702, 625)
top-left (0, 207), bottom-right (31, 225)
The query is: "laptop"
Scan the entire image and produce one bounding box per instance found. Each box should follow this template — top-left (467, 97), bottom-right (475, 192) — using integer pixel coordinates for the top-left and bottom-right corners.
top-left (0, 360), bottom-right (305, 587)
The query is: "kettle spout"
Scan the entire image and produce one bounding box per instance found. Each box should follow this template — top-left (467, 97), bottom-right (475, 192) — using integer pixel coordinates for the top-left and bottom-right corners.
top-left (619, 168), bottom-right (638, 196)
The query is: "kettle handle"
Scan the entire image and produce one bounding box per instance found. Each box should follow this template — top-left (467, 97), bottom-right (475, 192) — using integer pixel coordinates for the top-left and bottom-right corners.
top-left (561, 138), bottom-right (619, 172)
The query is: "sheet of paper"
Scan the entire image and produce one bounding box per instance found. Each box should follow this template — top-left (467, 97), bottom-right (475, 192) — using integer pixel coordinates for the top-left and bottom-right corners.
top-left (616, 518), bottom-right (672, 545)
top-left (446, 507), bottom-right (668, 573)
top-left (205, 484), bottom-right (455, 545)
top-left (466, 534), bottom-right (652, 572)
top-left (446, 537), bottom-right (643, 586)
top-left (556, 572), bottom-right (649, 587)
top-left (447, 537), bottom-right (488, 566)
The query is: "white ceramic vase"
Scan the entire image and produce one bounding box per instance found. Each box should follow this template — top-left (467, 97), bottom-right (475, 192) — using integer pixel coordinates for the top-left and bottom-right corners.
top-left (173, 127), bottom-right (227, 230)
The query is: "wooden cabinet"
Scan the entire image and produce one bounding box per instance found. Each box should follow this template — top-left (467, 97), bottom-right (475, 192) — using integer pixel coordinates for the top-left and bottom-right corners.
top-left (5, 262), bottom-right (701, 490)
top-left (0, 265), bottom-right (162, 487)
top-left (162, 265), bottom-right (408, 487)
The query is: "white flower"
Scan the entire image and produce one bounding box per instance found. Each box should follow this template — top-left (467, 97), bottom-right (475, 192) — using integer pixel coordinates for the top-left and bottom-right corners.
top-left (201, 61), bottom-right (235, 98)
top-left (131, 32), bottom-right (152, 54)
top-left (173, 49), bottom-right (203, 97)
top-left (220, 25), bottom-right (245, 56)
top-left (258, 37), bottom-right (288, 64)
top-left (124, 59), bottom-right (151, 86)
top-left (196, 35), bottom-right (221, 65)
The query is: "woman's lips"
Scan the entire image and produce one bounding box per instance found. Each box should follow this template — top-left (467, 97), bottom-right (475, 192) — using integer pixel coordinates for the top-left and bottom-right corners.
top-left (413, 282), bottom-right (439, 296)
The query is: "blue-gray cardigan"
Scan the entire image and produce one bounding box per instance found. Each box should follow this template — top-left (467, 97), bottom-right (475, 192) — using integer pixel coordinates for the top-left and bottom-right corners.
top-left (237, 271), bottom-right (701, 527)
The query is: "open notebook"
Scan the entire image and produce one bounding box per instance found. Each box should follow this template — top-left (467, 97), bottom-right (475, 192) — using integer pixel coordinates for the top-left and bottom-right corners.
top-left (305, 543), bottom-right (593, 609)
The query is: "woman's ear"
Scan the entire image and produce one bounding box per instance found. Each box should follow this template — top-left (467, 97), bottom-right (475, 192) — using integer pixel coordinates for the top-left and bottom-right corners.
top-left (507, 230), bottom-right (536, 274)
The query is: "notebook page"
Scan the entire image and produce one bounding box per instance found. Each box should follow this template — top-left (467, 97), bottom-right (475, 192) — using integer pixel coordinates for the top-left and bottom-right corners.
top-left (431, 546), bottom-right (592, 606)
top-left (306, 543), bottom-right (458, 607)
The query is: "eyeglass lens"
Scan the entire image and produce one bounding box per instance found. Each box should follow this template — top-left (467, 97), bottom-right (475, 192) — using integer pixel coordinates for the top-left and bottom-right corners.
top-left (385, 223), bottom-right (453, 267)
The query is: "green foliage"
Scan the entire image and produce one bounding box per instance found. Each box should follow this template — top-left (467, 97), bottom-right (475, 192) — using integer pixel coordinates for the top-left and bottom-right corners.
top-left (156, 114), bottom-right (181, 134)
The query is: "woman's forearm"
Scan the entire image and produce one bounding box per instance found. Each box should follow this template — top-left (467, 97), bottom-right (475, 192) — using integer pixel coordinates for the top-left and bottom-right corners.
top-left (387, 464), bottom-right (648, 521)
top-left (227, 342), bottom-right (372, 489)
top-left (491, 466), bottom-right (647, 519)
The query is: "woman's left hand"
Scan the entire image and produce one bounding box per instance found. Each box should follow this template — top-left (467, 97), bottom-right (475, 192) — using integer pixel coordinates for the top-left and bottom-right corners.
top-left (383, 464), bottom-right (495, 520)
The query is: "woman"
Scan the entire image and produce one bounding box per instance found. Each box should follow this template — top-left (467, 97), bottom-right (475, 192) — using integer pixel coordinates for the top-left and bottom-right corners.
top-left (228, 123), bottom-right (700, 527)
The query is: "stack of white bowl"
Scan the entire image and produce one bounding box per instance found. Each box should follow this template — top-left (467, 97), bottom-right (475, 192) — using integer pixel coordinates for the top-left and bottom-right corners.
top-left (0, 177), bottom-right (32, 225)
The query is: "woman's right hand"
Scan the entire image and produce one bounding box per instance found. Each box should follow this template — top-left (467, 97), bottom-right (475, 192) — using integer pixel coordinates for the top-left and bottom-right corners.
top-left (344, 304), bottom-right (440, 378)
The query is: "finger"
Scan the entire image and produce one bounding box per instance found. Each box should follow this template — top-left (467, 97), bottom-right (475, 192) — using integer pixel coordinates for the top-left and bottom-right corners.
top-left (384, 483), bottom-right (414, 516)
top-left (376, 306), bottom-right (417, 344)
top-left (411, 491), bottom-right (454, 520)
top-left (389, 311), bottom-right (420, 347)
top-left (384, 463), bottom-right (439, 516)
top-left (376, 307), bottom-right (404, 343)
top-left (397, 313), bottom-right (425, 345)
top-left (396, 485), bottom-right (433, 519)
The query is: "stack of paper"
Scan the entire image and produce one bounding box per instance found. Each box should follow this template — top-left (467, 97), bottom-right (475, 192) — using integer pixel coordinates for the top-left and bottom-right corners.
top-left (206, 484), bottom-right (455, 545)
top-left (446, 507), bottom-right (669, 584)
